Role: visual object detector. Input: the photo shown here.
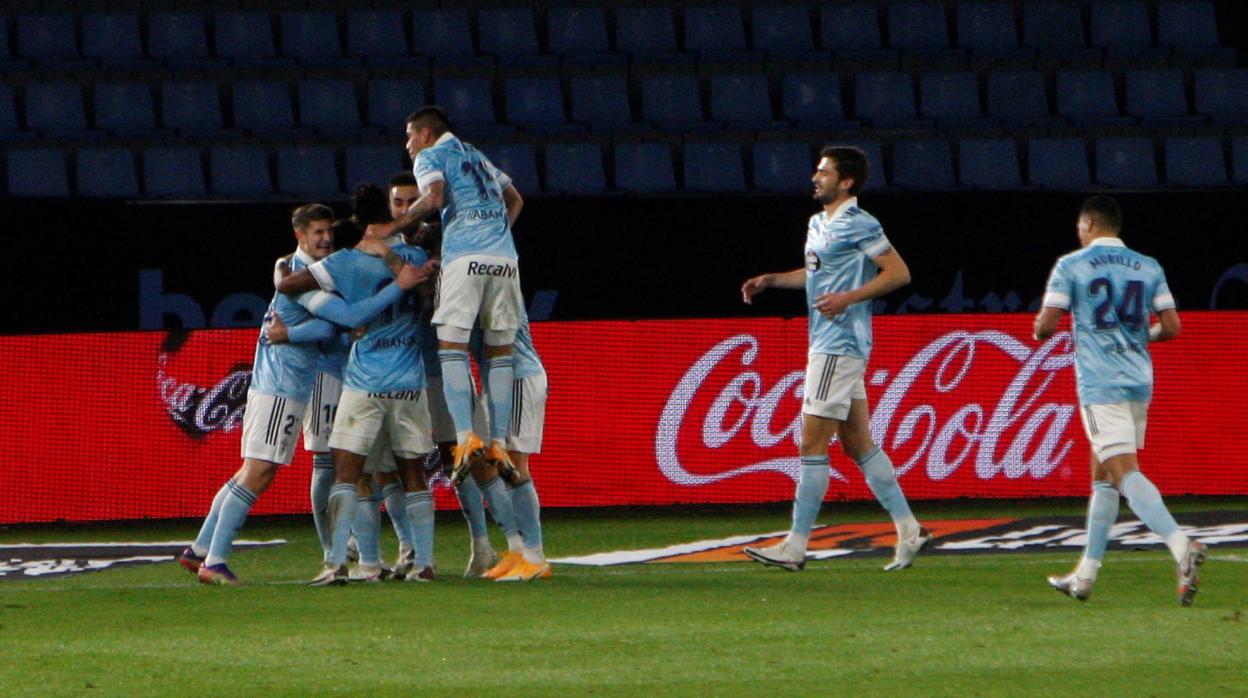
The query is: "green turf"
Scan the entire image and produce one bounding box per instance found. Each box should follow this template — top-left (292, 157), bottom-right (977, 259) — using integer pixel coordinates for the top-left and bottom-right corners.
top-left (1, 501), bottom-right (1246, 696)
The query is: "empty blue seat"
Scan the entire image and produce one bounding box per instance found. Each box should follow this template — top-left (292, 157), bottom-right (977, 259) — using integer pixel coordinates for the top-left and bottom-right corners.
top-left (752, 141), bottom-right (811, 192)
top-left (570, 76), bottom-right (631, 128)
top-left (233, 81), bottom-right (296, 134)
top-left (8, 149), bottom-right (69, 197)
top-left (161, 82), bottom-right (222, 136)
top-left (0, 86), bottom-right (24, 140)
top-left (616, 7), bottom-right (678, 54)
top-left (782, 73), bottom-right (848, 128)
top-left (685, 7), bottom-right (746, 55)
top-left (281, 12), bottom-right (350, 65)
top-left (1233, 137), bottom-right (1248, 184)
top-left (411, 9), bottom-right (474, 58)
top-left (710, 74), bottom-right (774, 127)
top-left (614, 143), bottom-right (676, 193)
top-left (77, 149), bottom-right (138, 198)
top-left (16, 14), bottom-right (80, 63)
top-left (544, 143), bottom-right (605, 194)
top-left (959, 139), bottom-right (1020, 189)
top-left (215, 12), bottom-right (281, 66)
top-left (888, 3), bottom-right (950, 50)
top-left (82, 13), bottom-right (146, 64)
top-left (298, 80), bottom-right (361, 134)
top-left (1056, 70), bottom-right (1128, 124)
top-left (277, 146), bottom-right (338, 197)
top-left (481, 143), bottom-right (539, 194)
top-left (986, 70), bottom-right (1056, 125)
top-left (344, 145), bottom-right (404, 192)
top-left (548, 8), bottom-right (609, 55)
top-left (505, 78), bottom-right (566, 127)
top-left (1193, 70), bottom-right (1248, 123)
top-left (143, 147), bottom-right (207, 198)
top-left (821, 5), bottom-right (883, 50)
top-left (956, 3), bottom-right (1021, 54)
top-left (478, 8), bottom-right (539, 56)
top-left (1164, 137), bottom-right (1227, 187)
top-left (1028, 138), bottom-right (1090, 188)
top-left (892, 140), bottom-right (955, 190)
top-left (24, 83), bottom-right (88, 136)
top-left (94, 83), bottom-right (156, 135)
top-left (1157, 2), bottom-right (1220, 48)
top-left (1023, 3), bottom-right (1085, 48)
top-left (368, 80), bottom-right (426, 132)
top-left (0, 17), bottom-right (16, 68)
top-left (434, 78), bottom-right (497, 127)
top-left (753, 6), bottom-right (814, 54)
top-left (920, 72), bottom-right (990, 125)
top-left (346, 11), bottom-right (408, 60)
top-left (149, 13), bottom-right (214, 67)
top-left (684, 142), bottom-right (744, 192)
top-left (210, 146), bottom-right (272, 198)
top-left (1096, 138), bottom-right (1157, 188)
top-left (641, 75), bottom-right (704, 128)
top-left (854, 72), bottom-right (920, 126)
top-left (1090, 3), bottom-right (1153, 50)
top-left (1126, 70), bottom-right (1201, 126)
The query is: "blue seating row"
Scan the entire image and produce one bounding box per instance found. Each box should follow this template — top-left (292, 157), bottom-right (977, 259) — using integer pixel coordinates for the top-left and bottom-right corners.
top-left (7, 137), bottom-right (1247, 199)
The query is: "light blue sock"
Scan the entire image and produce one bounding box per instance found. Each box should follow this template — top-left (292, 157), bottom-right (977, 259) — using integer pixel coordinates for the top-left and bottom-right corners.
top-left (382, 482), bottom-right (413, 549)
top-left (1074, 480), bottom-right (1120, 580)
top-left (1119, 470), bottom-right (1187, 561)
top-left (509, 479), bottom-right (544, 561)
top-left (455, 477), bottom-right (490, 539)
top-left (856, 446), bottom-right (920, 537)
top-left (205, 480), bottom-right (258, 566)
top-left (485, 355), bottom-right (515, 444)
top-left (354, 483), bottom-right (382, 566)
top-left (438, 349), bottom-right (476, 439)
top-left (479, 475), bottom-right (522, 550)
top-left (192, 479), bottom-right (233, 557)
top-left (405, 490), bottom-right (435, 568)
top-left (327, 483), bottom-right (357, 567)
top-left (789, 456), bottom-right (830, 548)
top-left (310, 456), bottom-right (334, 560)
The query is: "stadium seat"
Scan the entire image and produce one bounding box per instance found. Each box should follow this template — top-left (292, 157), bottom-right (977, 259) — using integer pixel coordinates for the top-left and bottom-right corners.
top-left (892, 140), bottom-right (955, 190)
top-left (82, 13), bottom-right (151, 67)
top-left (1056, 70), bottom-right (1133, 126)
top-left (1028, 138), bottom-right (1091, 188)
top-left (297, 81), bottom-right (363, 135)
top-left (94, 83), bottom-right (157, 136)
top-left (956, 3), bottom-right (1025, 56)
top-left (148, 13), bottom-right (217, 67)
top-left (1126, 70), bottom-right (1203, 127)
top-left (781, 73), bottom-right (851, 129)
top-left (24, 83), bottom-right (89, 137)
top-left (544, 143), bottom-right (606, 194)
top-left (1233, 137), bottom-right (1248, 184)
top-left (548, 8), bottom-right (609, 56)
top-left (614, 143), bottom-right (676, 193)
top-left (615, 7), bottom-right (678, 55)
top-left (0, 85), bottom-right (28, 141)
top-left (986, 70), bottom-right (1060, 126)
top-left (215, 12), bottom-right (285, 67)
top-left (919, 72), bottom-right (993, 126)
top-left (346, 11), bottom-right (409, 62)
top-left (855, 72), bottom-right (926, 128)
top-left (411, 9), bottom-right (475, 58)
top-left (281, 12), bottom-right (354, 66)
top-left (76, 149), bottom-right (138, 198)
top-left (570, 76), bottom-right (632, 129)
top-left (1193, 70), bottom-right (1248, 124)
top-left (434, 79), bottom-right (497, 127)
top-left (710, 74), bottom-right (776, 128)
top-left (505, 78), bottom-right (570, 128)
top-left (210, 146), bottom-right (273, 198)
top-left (7, 149), bottom-right (69, 197)
top-left (161, 82), bottom-right (224, 136)
top-left (752, 6), bottom-right (817, 57)
top-left (684, 7), bottom-right (747, 55)
top-left (1023, 3), bottom-right (1100, 65)
top-left (233, 81), bottom-right (298, 136)
top-left (821, 5), bottom-right (883, 51)
top-left (684, 142), bottom-right (745, 193)
top-left (478, 8), bottom-right (540, 57)
top-left (143, 147), bottom-right (207, 199)
top-left (752, 140), bottom-right (811, 192)
top-left (343, 145), bottom-right (405, 192)
top-left (277, 146), bottom-right (339, 197)
top-left (959, 139), bottom-right (1020, 190)
top-left (15, 14), bottom-right (83, 65)
top-left (1164, 137), bottom-right (1227, 187)
top-left (0, 17), bottom-right (19, 69)
top-left (1157, 2), bottom-right (1223, 49)
top-left (480, 143), bottom-right (539, 194)
top-left (1089, 2), bottom-right (1166, 63)
top-left (1096, 138), bottom-right (1158, 188)
top-left (888, 3), bottom-right (950, 50)
top-left (641, 75), bottom-right (706, 129)
top-left (367, 80), bottom-right (426, 133)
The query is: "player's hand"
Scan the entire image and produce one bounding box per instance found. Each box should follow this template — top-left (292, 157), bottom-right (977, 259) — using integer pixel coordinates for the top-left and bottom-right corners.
top-left (355, 238), bottom-right (390, 257)
top-left (264, 313), bottom-right (290, 344)
top-left (412, 259), bottom-right (440, 285)
top-left (813, 291), bottom-right (854, 318)
top-left (395, 263), bottom-right (426, 290)
top-left (741, 275), bottom-right (769, 304)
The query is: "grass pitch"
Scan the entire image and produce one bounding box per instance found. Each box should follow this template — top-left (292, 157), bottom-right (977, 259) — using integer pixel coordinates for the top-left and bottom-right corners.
top-left (2, 500), bottom-right (1246, 696)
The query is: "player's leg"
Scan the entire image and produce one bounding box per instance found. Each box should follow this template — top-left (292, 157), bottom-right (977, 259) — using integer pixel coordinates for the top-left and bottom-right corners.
top-left (1048, 453), bottom-right (1118, 601)
top-left (496, 371), bottom-right (551, 582)
top-left (304, 371), bottom-right (342, 565)
top-left (348, 474), bottom-right (386, 582)
top-left (386, 389), bottom-right (438, 582)
top-left (432, 257), bottom-right (488, 479)
top-left (477, 460), bottom-right (526, 579)
top-left (377, 469), bottom-right (414, 577)
top-left (431, 373), bottom-right (498, 576)
top-left (481, 340), bottom-right (518, 481)
top-left (313, 388), bottom-right (380, 585)
top-left (183, 464), bottom-right (243, 573)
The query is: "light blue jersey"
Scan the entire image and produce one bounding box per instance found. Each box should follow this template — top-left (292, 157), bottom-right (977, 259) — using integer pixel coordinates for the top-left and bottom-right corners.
top-left (412, 132), bottom-right (516, 266)
top-left (308, 244), bottom-right (429, 393)
top-left (251, 249), bottom-right (321, 401)
top-left (805, 198), bottom-right (892, 360)
top-left (1043, 237), bottom-right (1175, 405)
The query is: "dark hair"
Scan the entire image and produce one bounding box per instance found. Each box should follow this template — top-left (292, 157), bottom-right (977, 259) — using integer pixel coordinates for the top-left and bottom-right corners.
top-left (389, 171), bottom-right (417, 189)
top-left (819, 145), bottom-right (869, 195)
top-left (1079, 195), bottom-right (1122, 232)
top-left (412, 221), bottom-right (442, 256)
top-left (405, 105), bottom-right (453, 136)
top-left (349, 183), bottom-right (392, 226)
top-left (331, 217), bottom-right (361, 243)
top-left (291, 203), bottom-right (334, 231)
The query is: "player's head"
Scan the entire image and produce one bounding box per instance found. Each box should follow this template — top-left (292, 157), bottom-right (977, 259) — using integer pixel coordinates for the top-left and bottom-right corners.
top-left (814, 146), bottom-right (868, 204)
top-left (350, 182), bottom-right (391, 227)
top-left (389, 171), bottom-right (420, 221)
top-left (409, 220), bottom-right (442, 258)
top-left (405, 106), bottom-right (453, 159)
top-left (331, 218), bottom-right (361, 247)
top-left (291, 203), bottom-right (335, 260)
top-left (1077, 195), bottom-right (1122, 247)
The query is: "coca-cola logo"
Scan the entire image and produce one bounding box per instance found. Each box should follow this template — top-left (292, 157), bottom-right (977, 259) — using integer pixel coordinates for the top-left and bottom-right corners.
top-left (657, 330), bottom-right (1077, 486)
top-left (157, 353), bottom-right (250, 437)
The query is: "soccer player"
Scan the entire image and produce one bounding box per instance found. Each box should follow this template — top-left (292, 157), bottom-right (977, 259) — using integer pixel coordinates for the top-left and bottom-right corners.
top-left (1035, 195), bottom-right (1205, 605)
top-left (373, 106), bottom-right (525, 485)
top-left (389, 171), bottom-right (420, 222)
top-left (738, 146), bottom-right (932, 573)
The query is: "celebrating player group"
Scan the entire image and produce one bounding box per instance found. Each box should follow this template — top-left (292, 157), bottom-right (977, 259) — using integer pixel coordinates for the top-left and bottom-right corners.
top-left (178, 106), bottom-right (1206, 605)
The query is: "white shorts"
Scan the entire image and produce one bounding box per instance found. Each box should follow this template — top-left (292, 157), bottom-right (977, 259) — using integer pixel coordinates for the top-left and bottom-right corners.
top-left (328, 387), bottom-right (435, 459)
top-left (1081, 401), bottom-right (1148, 461)
top-left (433, 254), bottom-right (523, 332)
top-left (302, 371), bottom-right (343, 453)
top-left (802, 353), bottom-right (867, 421)
top-left (426, 374), bottom-right (491, 444)
top-left (240, 390), bottom-right (307, 465)
top-left (505, 371), bottom-right (547, 454)
top-left (362, 423), bottom-right (397, 474)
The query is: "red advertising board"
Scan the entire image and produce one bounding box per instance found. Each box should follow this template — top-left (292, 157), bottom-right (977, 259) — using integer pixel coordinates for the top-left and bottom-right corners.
top-left (1, 313), bottom-right (1245, 523)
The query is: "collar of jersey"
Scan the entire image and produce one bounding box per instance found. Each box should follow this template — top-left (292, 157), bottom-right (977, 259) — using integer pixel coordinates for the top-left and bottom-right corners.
top-left (825, 196), bottom-right (859, 222)
top-left (293, 247), bottom-right (317, 265)
top-left (1088, 237), bottom-right (1126, 248)
top-left (435, 131), bottom-right (455, 146)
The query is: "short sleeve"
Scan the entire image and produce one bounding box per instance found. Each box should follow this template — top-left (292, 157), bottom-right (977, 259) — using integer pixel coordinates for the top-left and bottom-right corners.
top-left (308, 251), bottom-right (347, 292)
top-left (413, 149), bottom-right (445, 192)
top-left (1043, 259), bottom-right (1073, 310)
top-left (851, 219), bottom-right (891, 258)
top-left (1152, 267), bottom-right (1176, 312)
top-left (483, 157), bottom-right (512, 191)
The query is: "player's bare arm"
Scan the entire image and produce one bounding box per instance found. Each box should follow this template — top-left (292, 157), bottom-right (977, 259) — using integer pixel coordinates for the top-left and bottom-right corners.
top-left (741, 269), bottom-right (804, 304)
top-left (813, 247), bottom-right (911, 318)
top-left (1149, 308), bottom-right (1181, 342)
top-left (277, 269), bottom-right (320, 295)
top-left (1033, 306), bottom-right (1065, 341)
top-left (503, 184), bottom-right (523, 228)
